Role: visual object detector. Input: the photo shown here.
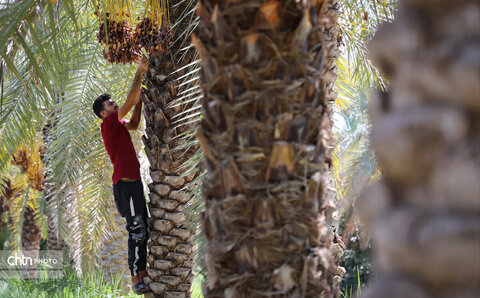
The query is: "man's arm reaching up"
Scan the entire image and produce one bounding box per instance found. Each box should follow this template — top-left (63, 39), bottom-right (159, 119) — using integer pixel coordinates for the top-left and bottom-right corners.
top-left (125, 97), bottom-right (142, 130)
top-left (118, 57), bottom-right (149, 123)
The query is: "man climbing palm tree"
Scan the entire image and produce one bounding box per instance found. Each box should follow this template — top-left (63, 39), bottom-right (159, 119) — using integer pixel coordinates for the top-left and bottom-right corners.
top-left (92, 57), bottom-right (152, 295)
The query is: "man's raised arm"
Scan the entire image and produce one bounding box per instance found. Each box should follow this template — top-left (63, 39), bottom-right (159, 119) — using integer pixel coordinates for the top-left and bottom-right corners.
top-left (125, 97), bottom-right (143, 130)
top-left (118, 57), bottom-right (149, 122)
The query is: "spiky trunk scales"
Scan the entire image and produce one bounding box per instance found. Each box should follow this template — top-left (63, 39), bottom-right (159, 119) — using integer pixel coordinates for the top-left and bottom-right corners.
top-left (143, 48), bottom-right (199, 297)
top-left (21, 205), bottom-right (41, 279)
top-left (99, 200), bottom-right (130, 287)
top-left (194, 1), bottom-right (343, 297)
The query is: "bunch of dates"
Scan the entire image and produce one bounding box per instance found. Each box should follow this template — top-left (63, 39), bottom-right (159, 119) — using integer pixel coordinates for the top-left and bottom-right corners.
top-left (135, 17), bottom-right (174, 56)
top-left (96, 12), bottom-right (141, 64)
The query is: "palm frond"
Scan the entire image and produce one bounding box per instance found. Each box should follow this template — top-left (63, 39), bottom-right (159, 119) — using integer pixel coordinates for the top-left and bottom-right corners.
top-left (336, 0), bottom-right (397, 108)
top-left (1, 0), bottom-right (140, 271)
top-left (170, 0), bottom-right (199, 63)
top-left (331, 0), bottom-right (396, 204)
top-left (0, 67), bottom-right (48, 172)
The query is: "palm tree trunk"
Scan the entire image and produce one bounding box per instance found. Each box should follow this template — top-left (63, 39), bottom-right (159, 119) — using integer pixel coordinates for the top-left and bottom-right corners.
top-left (44, 169), bottom-right (64, 252)
top-left (359, 0), bottom-right (480, 296)
top-left (142, 2), bottom-right (199, 296)
top-left (0, 189), bottom-right (6, 246)
top-left (21, 206), bottom-right (41, 251)
top-left (99, 199), bottom-right (130, 288)
top-left (143, 54), bottom-right (198, 297)
top-left (45, 202), bottom-right (63, 250)
top-left (21, 205), bottom-right (41, 279)
top-left (12, 147), bottom-right (43, 279)
top-left (43, 94), bottom-right (67, 252)
top-left (194, 1), bottom-right (343, 296)
top-left (43, 123), bottom-right (64, 252)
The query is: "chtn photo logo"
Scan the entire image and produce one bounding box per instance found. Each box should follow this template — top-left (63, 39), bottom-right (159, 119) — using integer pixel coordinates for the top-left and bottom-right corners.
top-left (5, 252), bottom-right (59, 267)
top-left (7, 252), bottom-right (34, 266)
top-left (0, 250), bottom-right (62, 270)
top-left (0, 250), bottom-right (63, 279)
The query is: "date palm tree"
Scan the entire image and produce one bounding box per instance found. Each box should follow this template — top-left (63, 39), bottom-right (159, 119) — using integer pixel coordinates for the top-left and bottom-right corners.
top-left (140, 1), bottom-right (201, 296)
top-left (1, 156), bottom-right (42, 255)
top-left (192, 1), bottom-right (344, 296)
top-left (13, 146), bottom-right (44, 253)
top-left (0, 165), bottom-right (26, 248)
top-left (359, 0), bottom-right (480, 296)
top-left (3, 144), bottom-right (45, 279)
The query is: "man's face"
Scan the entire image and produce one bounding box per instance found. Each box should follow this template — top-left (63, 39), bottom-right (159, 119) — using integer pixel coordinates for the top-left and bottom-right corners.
top-left (100, 99), bottom-right (119, 119)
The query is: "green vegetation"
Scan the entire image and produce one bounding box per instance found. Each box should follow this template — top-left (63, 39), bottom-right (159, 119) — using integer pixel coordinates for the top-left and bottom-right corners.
top-left (0, 267), bottom-right (205, 297)
top-left (0, 266), bottom-right (130, 297)
top-left (340, 233), bottom-right (372, 296)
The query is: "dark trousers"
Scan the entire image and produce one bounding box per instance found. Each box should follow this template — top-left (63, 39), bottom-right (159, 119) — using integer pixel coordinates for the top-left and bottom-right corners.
top-left (113, 180), bottom-right (149, 276)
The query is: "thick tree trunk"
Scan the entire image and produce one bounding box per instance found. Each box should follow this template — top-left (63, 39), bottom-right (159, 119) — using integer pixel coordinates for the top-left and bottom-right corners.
top-left (12, 147), bottom-right (43, 278)
top-left (21, 205), bottom-right (41, 279)
top-left (42, 94), bottom-right (71, 257)
top-left (0, 184), bottom-right (7, 245)
top-left (43, 177), bottom-right (64, 251)
top-left (143, 54), bottom-right (198, 297)
top-left (142, 2), bottom-right (199, 296)
top-left (45, 211), bottom-right (63, 250)
top-left (194, 1), bottom-right (343, 297)
top-left (21, 206), bottom-right (41, 251)
top-left (359, 0), bottom-right (480, 297)
top-left (99, 200), bottom-right (130, 287)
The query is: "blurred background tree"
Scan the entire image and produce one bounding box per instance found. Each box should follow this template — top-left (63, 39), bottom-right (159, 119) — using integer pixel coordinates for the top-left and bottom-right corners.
top-left (359, 0), bottom-right (480, 296)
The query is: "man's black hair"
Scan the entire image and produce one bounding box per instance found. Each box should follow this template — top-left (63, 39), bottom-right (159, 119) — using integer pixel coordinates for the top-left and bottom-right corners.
top-left (93, 93), bottom-right (111, 119)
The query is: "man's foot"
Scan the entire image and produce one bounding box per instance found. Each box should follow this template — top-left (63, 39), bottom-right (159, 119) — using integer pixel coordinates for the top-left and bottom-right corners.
top-left (132, 280), bottom-right (152, 295)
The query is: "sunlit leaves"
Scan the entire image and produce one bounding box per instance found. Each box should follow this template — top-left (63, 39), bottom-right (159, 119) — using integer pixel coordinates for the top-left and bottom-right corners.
top-left (337, 0), bottom-right (396, 102)
top-left (0, 0), bottom-right (138, 269)
top-left (332, 0), bottom-right (396, 202)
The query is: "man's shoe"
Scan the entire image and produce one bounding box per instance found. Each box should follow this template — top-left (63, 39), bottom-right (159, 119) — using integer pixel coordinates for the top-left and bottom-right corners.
top-left (132, 280), bottom-right (152, 295)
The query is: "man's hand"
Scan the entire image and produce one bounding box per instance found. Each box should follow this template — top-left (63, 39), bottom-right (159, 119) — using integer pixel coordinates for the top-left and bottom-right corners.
top-left (118, 58), bottom-right (148, 122)
top-left (137, 57), bottom-right (149, 75)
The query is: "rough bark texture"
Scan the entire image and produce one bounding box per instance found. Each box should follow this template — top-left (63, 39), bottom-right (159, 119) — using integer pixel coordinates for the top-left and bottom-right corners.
top-left (194, 1), bottom-right (343, 297)
top-left (0, 179), bottom-right (14, 243)
top-left (99, 200), bottom-right (130, 287)
top-left (21, 205), bottom-right (41, 279)
top-left (43, 172), bottom-right (64, 252)
top-left (359, 0), bottom-right (480, 297)
top-left (142, 2), bottom-right (199, 296)
top-left (12, 147), bottom-right (43, 278)
top-left (45, 202), bottom-right (64, 250)
top-left (143, 56), bottom-right (198, 298)
top-left (42, 99), bottom-right (68, 253)
top-left (22, 206), bottom-right (42, 251)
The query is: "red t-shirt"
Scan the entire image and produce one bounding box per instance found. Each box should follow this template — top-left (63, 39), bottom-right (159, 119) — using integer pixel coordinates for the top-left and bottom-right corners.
top-left (101, 111), bottom-right (141, 185)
